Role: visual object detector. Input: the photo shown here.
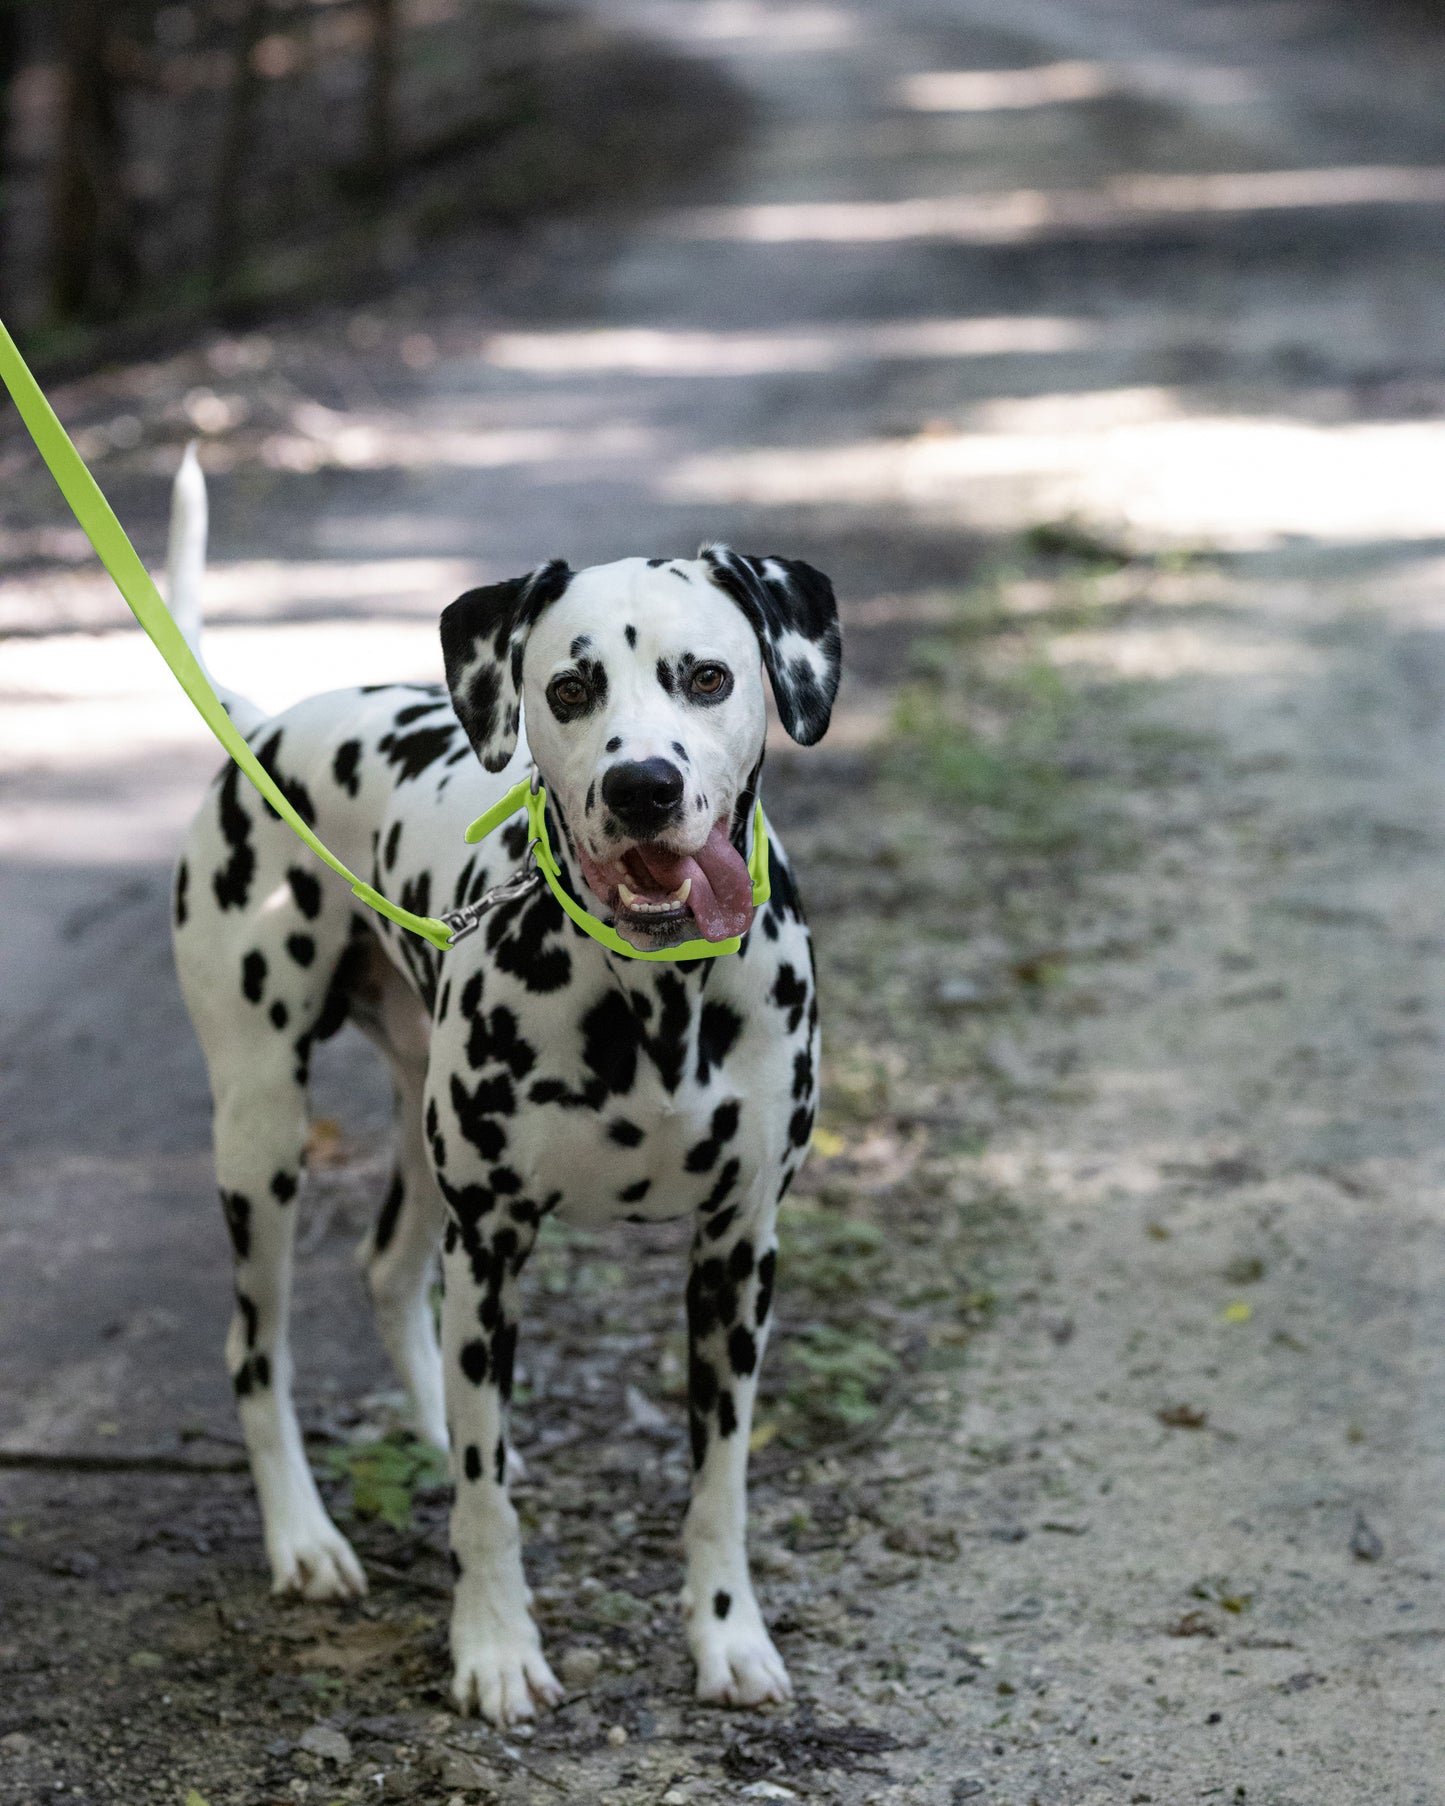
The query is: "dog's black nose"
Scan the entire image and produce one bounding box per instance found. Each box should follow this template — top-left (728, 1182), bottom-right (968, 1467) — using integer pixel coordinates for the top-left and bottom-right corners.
top-left (601, 758), bottom-right (685, 833)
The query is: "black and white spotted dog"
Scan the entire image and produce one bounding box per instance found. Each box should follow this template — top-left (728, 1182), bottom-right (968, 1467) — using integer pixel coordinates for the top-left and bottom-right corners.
top-left (167, 449), bottom-right (840, 1722)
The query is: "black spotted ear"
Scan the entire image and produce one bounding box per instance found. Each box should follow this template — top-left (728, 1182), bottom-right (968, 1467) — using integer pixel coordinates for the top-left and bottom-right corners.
top-left (439, 560), bottom-right (572, 771)
top-left (700, 545), bottom-right (842, 745)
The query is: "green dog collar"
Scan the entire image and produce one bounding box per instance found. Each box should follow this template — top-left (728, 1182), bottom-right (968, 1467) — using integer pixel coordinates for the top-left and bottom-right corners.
top-left (464, 776), bottom-right (770, 962)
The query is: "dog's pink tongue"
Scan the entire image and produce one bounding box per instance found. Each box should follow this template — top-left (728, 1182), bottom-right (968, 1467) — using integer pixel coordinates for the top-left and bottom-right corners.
top-left (632, 825), bottom-right (756, 941)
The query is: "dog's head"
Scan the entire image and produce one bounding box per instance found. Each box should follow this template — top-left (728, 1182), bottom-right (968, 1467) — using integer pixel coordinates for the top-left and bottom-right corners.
top-left (440, 548), bottom-right (841, 950)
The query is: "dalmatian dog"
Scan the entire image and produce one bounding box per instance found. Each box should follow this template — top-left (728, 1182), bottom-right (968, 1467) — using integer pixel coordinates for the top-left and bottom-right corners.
top-left (167, 449), bottom-right (841, 1722)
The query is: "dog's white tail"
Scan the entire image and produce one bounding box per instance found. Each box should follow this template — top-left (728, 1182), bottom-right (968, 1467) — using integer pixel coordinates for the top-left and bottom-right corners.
top-left (165, 442), bottom-right (268, 736)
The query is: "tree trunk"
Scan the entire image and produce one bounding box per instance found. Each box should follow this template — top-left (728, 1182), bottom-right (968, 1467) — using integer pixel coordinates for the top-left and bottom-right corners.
top-left (365, 0), bottom-right (397, 196)
top-left (0, 2), bottom-right (23, 319)
top-left (209, 0), bottom-right (268, 294)
top-left (49, 0), bottom-right (136, 320)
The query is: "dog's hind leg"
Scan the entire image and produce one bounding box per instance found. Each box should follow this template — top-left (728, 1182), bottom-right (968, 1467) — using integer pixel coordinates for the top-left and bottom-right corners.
top-left (681, 1184), bottom-right (792, 1707)
top-left (177, 852), bottom-right (369, 1601)
top-left (208, 1045), bottom-right (367, 1600)
top-left (349, 945), bottom-right (447, 1450)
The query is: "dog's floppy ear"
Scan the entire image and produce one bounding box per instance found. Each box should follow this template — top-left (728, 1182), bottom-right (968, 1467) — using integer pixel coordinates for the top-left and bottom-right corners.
top-left (701, 545), bottom-right (842, 745)
top-left (440, 559), bottom-right (572, 771)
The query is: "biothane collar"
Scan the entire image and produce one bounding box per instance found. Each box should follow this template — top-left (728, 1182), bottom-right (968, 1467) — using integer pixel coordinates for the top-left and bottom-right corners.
top-left (462, 773), bottom-right (770, 962)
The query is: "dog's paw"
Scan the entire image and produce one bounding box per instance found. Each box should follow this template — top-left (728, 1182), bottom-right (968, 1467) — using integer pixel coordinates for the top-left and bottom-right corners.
top-left (451, 1624), bottom-right (563, 1725)
top-left (267, 1519), bottom-right (367, 1602)
top-left (691, 1614), bottom-right (793, 1708)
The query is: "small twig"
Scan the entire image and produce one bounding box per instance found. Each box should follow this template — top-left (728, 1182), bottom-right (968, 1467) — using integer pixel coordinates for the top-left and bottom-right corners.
top-left (365, 1556), bottom-right (451, 1599)
top-left (0, 1448), bottom-right (248, 1475)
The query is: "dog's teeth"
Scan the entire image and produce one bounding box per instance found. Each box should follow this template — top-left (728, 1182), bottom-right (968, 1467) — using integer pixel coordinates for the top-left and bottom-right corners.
top-left (619, 882), bottom-right (638, 907)
top-left (671, 879), bottom-right (692, 904)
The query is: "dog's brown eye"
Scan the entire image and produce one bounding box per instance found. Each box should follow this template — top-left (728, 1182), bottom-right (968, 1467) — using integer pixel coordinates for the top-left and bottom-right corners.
top-left (692, 664), bottom-right (728, 696)
top-left (549, 675), bottom-right (588, 710)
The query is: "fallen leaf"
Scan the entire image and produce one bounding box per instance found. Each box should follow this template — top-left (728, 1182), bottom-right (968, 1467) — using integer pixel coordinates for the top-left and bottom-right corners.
top-left (749, 1420), bottom-right (779, 1453)
top-left (305, 1117), bottom-right (346, 1167)
top-left (811, 1127), bottom-right (846, 1159)
top-left (1223, 1301), bottom-right (1252, 1324)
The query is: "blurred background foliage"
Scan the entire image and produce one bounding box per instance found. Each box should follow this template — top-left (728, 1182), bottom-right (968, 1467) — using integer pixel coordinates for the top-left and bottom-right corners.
top-left (0, 0), bottom-right (739, 362)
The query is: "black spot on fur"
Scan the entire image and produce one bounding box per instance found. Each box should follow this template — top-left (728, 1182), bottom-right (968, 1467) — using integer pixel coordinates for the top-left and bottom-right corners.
top-left (581, 977), bottom-right (690, 1098)
top-left (655, 658), bottom-right (676, 697)
top-left (619, 1177), bottom-right (652, 1203)
top-left (690, 1353), bottom-right (718, 1415)
top-left (685, 1099), bottom-right (741, 1173)
top-left (460, 1339), bottom-right (489, 1385)
top-left (789, 1103), bottom-right (814, 1148)
top-left (174, 860), bottom-right (189, 927)
top-left (465, 1002), bottom-right (536, 1080)
top-left (717, 1390), bottom-right (738, 1438)
top-left (270, 1000), bottom-right (288, 1030)
top-left (449, 1550), bottom-right (462, 1579)
top-left (728, 1239), bottom-right (754, 1282)
top-left (241, 949), bottom-right (266, 1003)
top-left (236, 1291), bottom-right (258, 1348)
top-left (625, 624), bottom-right (637, 647)
top-left (220, 1190), bottom-right (252, 1260)
top-left (394, 699), bottom-right (447, 727)
top-left (377, 723), bottom-right (457, 783)
top-left (270, 1170), bottom-right (297, 1203)
top-left (287, 865), bottom-right (323, 920)
top-left (772, 963), bottom-right (809, 1033)
top-left (755, 1249), bottom-right (776, 1325)
top-left (493, 1321), bottom-right (518, 1400)
top-left (463, 1442), bottom-right (482, 1482)
top-left (700, 1157), bottom-right (740, 1220)
top-left (332, 739), bottom-right (363, 798)
top-left (609, 1118), bottom-right (644, 1148)
top-left (697, 1000), bottom-right (743, 1084)
top-left (486, 887), bottom-right (572, 994)
top-left (253, 729), bottom-right (317, 827)
top-left (286, 932), bottom-right (316, 968)
top-left (213, 763), bottom-right (255, 911)
top-left (501, 816), bottom-right (529, 861)
top-left (714, 1590), bottom-right (732, 1620)
top-left (384, 821), bottom-right (402, 872)
top-left (450, 1073), bottom-right (510, 1163)
top-left (373, 1172), bottom-right (404, 1253)
top-left (728, 1325), bottom-right (758, 1376)
top-left (494, 1438), bottom-right (506, 1484)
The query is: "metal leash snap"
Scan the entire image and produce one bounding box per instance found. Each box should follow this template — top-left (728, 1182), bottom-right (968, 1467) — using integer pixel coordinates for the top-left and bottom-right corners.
top-left (438, 837), bottom-right (542, 942)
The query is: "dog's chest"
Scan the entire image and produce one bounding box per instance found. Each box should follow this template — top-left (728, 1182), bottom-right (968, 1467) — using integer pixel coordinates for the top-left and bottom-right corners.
top-left (431, 915), bottom-right (806, 1229)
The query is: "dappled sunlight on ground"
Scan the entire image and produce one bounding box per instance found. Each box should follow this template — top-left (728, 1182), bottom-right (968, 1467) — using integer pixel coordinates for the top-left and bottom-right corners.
top-left (667, 165), bottom-right (1445, 245)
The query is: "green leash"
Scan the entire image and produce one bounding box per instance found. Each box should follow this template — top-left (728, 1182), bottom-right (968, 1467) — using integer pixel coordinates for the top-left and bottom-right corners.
top-left (464, 777), bottom-right (769, 962)
top-left (0, 318), bottom-right (763, 962)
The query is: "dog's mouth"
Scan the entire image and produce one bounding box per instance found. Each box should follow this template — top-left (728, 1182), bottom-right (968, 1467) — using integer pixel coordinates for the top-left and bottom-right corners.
top-left (575, 820), bottom-right (756, 948)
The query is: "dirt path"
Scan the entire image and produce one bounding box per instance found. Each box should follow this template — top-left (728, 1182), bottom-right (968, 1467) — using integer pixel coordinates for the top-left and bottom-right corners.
top-left (7, 1), bottom-right (1445, 1801)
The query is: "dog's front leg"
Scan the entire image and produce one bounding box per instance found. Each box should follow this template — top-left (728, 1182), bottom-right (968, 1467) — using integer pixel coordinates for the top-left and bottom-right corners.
top-left (440, 1207), bottom-right (562, 1724)
top-left (682, 1192), bottom-right (792, 1707)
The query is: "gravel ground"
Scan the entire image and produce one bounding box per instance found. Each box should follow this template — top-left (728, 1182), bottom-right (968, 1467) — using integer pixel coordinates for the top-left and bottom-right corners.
top-left (7, 1), bottom-right (1445, 1801)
